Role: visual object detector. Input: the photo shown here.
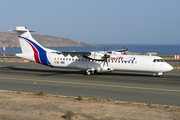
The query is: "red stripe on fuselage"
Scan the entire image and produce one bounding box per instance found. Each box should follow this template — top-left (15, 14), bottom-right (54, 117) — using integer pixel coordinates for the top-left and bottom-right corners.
top-left (24, 40), bottom-right (41, 63)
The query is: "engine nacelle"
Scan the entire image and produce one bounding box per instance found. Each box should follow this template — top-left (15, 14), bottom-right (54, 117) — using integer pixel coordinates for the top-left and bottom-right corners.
top-left (87, 52), bottom-right (103, 60)
top-left (96, 66), bottom-right (113, 73)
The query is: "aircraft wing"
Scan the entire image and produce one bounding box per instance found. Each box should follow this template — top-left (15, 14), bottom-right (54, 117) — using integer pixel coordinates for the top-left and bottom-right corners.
top-left (53, 51), bottom-right (109, 61)
top-left (54, 51), bottom-right (91, 57)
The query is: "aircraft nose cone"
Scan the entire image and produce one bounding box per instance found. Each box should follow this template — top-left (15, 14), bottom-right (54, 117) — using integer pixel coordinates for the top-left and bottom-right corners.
top-left (167, 64), bottom-right (173, 71)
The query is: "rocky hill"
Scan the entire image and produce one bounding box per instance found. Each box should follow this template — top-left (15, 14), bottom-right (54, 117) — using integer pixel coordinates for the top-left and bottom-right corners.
top-left (0, 32), bottom-right (95, 47)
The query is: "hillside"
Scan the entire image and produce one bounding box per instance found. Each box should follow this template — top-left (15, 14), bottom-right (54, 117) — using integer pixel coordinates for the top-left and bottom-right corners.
top-left (0, 32), bottom-right (95, 47)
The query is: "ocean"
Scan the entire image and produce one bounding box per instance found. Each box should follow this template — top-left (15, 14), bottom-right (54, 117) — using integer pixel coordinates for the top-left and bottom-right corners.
top-left (1, 44), bottom-right (180, 55)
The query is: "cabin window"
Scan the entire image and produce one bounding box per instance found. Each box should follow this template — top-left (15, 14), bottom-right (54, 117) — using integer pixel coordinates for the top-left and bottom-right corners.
top-left (153, 59), bottom-right (156, 62)
top-left (54, 58), bottom-right (56, 60)
top-left (132, 61), bottom-right (134, 63)
top-left (122, 61), bottom-right (123, 63)
top-left (79, 59), bottom-right (81, 61)
top-left (60, 58), bottom-right (62, 60)
top-left (85, 59), bottom-right (87, 61)
top-left (69, 58), bottom-right (71, 61)
top-left (118, 61), bottom-right (120, 63)
top-left (57, 61), bottom-right (59, 64)
top-left (57, 58), bottom-right (59, 60)
top-left (82, 59), bottom-right (84, 61)
top-left (63, 58), bottom-right (65, 60)
top-left (128, 61), bottom-right (130, 63)
top-left (66, 58), bottom-right (68, 61)
top-left (72, 59), bottom-right (74, 61)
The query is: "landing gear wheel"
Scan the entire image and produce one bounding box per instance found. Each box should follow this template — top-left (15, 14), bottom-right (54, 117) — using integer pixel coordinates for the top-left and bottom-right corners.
top-left (87, 72), bottom-right (91, 76)
top-left (158, 72), bottom-right (164, 78)
top-left (159, 75), bottom-right (163, 78)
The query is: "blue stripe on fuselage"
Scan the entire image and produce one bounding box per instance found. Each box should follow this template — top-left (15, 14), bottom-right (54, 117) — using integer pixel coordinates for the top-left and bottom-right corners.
top-left (19, 36), bottom-right (51, 66)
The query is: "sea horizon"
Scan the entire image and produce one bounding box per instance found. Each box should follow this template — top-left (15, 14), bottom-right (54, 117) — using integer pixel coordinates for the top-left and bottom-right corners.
top-left (0, 44), bottom-right (179, 55)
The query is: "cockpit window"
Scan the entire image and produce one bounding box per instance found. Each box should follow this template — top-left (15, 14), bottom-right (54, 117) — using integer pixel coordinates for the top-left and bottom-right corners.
top-left (160, 59), bottom-right (165, 62)
top-left (153, 59), bottom-right (165, 62)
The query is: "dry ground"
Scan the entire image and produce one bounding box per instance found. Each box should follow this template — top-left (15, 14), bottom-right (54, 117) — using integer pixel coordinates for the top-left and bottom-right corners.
top-left (0, 91), bottom-right (180, 120)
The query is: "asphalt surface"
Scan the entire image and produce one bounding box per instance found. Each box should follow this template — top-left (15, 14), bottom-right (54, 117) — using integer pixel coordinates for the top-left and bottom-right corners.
top-left (0, 62), bottom-right (180, 106)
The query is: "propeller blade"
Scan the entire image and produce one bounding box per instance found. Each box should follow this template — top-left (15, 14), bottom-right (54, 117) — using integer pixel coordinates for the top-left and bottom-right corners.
top-left (104, 45), bottom-right (105, 53)
top-left (107, 45), bottom-right (110, 52)
top-left (103, 61), bottom-right (105, 67)
top-left (106, 59), bottom-right (108, 67)
top-left (102, 45), bottom-right (110, 67)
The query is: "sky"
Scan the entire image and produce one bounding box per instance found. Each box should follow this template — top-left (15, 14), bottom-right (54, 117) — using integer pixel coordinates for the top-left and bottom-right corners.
top-left (0, 0), bottom-right (180, 44)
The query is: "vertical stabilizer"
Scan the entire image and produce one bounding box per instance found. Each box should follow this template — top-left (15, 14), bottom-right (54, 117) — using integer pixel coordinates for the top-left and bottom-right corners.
top-left (15, 26), bottom-right (45, 54)
top-left (10, 26), bottom-right (52, 65)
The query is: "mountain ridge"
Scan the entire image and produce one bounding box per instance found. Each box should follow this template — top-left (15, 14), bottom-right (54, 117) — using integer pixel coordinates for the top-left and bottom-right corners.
top-left (0, 32), bottom-right (95, 47)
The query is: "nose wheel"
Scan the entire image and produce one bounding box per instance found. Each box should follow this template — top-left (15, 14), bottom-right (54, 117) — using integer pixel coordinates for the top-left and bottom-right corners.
top-left (159, 75), bottom-right (163, 78)
top-left (153, 72), bottom-right (164, 77)
top-left (158, 72), bottom-right (164, 78)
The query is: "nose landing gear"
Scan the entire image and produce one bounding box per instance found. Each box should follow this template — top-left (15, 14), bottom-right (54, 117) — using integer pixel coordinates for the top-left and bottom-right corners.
top-left (153, 72), bottom-right (164, 77)
top-left (158, 72), bottom-right (164, 78)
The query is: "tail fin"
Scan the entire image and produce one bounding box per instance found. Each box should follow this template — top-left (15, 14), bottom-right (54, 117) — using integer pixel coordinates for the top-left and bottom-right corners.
top-left (10, 26), bottom-right (46, 54)
top-left (10, 26), bottom-right (51, 65)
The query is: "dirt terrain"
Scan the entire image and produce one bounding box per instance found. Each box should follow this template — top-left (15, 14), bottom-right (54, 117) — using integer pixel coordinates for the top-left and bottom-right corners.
top-left (0, 91), bottom-right (179, 120)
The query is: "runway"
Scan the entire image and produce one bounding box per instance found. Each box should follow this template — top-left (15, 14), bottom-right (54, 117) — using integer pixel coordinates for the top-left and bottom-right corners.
top-left (0, 62), bottom-right (180, 106)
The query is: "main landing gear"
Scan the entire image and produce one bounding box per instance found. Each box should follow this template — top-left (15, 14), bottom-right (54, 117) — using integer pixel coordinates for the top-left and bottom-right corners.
top-left (86, 69), bottom-right (95, 76)
top-left (87, 71), bottom-right (93, 75)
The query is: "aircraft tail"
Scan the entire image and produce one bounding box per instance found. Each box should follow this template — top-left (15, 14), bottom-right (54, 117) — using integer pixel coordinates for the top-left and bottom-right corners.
top-left (10, 26), bottom-right (52, 65)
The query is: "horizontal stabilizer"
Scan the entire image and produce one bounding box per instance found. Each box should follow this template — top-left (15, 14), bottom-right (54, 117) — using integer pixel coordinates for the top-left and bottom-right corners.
top-left (9, 26), bottom-right (35, 32)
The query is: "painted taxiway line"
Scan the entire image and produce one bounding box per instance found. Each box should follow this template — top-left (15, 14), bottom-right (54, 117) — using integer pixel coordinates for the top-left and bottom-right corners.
top-left (1, 65), bottom-right (180, 76)
top-left (0, 76), bottom-right (180, 93)
top-left (0, 68), bottom-right (180, 84)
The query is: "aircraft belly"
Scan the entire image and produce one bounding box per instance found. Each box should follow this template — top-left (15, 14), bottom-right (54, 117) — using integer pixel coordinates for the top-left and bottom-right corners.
top-left (75, 63), bottom-right (100, 70)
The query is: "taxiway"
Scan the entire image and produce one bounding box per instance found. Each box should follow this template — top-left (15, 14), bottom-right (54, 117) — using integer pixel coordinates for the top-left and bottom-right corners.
top-left (0, 62), bottom-right (180, 106)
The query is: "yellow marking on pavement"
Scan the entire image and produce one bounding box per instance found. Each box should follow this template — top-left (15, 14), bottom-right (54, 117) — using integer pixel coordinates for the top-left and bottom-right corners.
top-left (1, 66), bottom-right (180, 76)
top-left (0, 68), bottom-right (180, 83)
top-left (0, 76), bottom-right (180, 93)
top-left (0, 66), bottom-right (7, 67)
top-left (0, 69), bottom-right (53, 74)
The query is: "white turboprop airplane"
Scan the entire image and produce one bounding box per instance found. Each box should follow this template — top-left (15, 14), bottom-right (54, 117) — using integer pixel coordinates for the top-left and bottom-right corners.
top-left (10, 26), bottom-right (173, 77)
